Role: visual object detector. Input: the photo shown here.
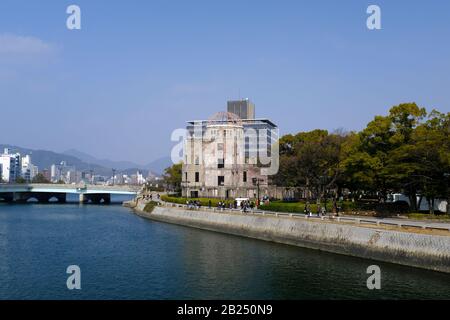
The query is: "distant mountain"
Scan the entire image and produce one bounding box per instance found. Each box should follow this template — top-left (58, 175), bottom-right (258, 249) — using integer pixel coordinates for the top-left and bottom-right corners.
top-left (0, 144), bottom-right (111, 175)
top-left (144, 156), bottom-right (173, 175)
top-left (0, 144), bottom-right (153, 177)
top-left (63, 149), bottom-right (143, 171)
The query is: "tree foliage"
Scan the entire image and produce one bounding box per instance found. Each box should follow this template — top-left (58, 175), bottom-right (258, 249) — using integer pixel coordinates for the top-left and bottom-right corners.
top-left (32, 173), bottom-right (51, 184)
top-left (274, 103), bottom-right (450, 214)
top-left (15, 176), bottom-right (27, 184)
top-left (163, 162), bottom-right (182, 192)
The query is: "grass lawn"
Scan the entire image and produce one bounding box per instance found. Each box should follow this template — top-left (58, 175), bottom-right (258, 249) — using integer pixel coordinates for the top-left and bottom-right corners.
top-left (161, 196), bottom-right (357, 213)
top-left (259, 200), bottom-right (356, 213)
top-left (406, 212), bottom-right (450, 220)
top-left (160, 196), bottom-right (450, 218)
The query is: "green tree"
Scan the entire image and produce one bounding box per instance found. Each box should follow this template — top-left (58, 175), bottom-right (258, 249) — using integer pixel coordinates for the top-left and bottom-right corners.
top-left (15, 176), bottom-right (27, 184)
top-left (341, 133), bottom-right (377, 195)
top-left (268, 102), bottom-right (449, 215)
top-left (32, 173), bottom-right (51, 184)
top-left (405, 110), bottom-right (450, 214)
top-left (384, 103), bottom-right (428, 211)
top-left (349, 103), bottom-right (427, 210)
top-left (163, 162), bottom-right (182, 192)
top-left (274, 129), bottom-right (351, 212)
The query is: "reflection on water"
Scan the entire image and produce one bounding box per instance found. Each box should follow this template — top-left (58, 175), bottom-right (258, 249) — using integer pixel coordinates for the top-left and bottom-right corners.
top-left (0, 203), bottom-right (449, 299)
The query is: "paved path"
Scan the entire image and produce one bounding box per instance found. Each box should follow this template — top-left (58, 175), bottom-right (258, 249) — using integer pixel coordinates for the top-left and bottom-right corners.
top-left (137, 193), bottom-right (450, 231)
top-left (338, 214), bottom-right (450, 229)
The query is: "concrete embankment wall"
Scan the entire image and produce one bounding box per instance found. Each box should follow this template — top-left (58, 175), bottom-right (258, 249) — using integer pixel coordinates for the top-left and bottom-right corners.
top-left (135, 205), bottom-right (450, 273)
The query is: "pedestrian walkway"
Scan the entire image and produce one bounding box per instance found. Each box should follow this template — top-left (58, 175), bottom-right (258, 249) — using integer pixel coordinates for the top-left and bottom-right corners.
top-left (137, 194), bottom-right (450, 233)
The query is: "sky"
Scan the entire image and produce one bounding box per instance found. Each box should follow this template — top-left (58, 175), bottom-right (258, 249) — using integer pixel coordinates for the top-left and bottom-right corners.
top-left (0, 0), bottom-right (449, 164)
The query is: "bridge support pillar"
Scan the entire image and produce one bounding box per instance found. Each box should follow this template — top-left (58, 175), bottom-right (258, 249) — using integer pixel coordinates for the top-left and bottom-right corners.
top-left (79, 194), bottom-right (87, 204)
top-left (79, 193), bottom-right (111, 204)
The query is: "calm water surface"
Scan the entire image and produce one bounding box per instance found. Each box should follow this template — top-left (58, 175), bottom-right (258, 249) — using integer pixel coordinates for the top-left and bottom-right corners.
top-left (0, 200), bottom-right (450, 299)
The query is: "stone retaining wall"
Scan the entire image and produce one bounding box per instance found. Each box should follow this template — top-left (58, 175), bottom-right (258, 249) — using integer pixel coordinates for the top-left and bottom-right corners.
top-left (135, 204), bottom-right (450, 273)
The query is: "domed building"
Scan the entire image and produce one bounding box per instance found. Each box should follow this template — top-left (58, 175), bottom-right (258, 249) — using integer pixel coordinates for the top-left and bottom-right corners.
top-left (182, 100), bottom-right (278, 200)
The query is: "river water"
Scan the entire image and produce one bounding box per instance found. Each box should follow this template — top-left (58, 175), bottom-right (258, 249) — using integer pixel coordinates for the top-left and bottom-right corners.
top-left (0, 199), bottom-right (449, 300)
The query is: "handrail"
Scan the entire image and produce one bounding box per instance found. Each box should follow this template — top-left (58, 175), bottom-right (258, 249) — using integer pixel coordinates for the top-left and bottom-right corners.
top-left (156, 201), bottom-right (450, 232)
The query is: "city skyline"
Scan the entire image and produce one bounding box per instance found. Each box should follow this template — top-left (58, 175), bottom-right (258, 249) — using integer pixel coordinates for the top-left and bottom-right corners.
top-left (1, 1), bottom-right (450, 164)
top-left (0, 147), bottom-right (153, 186)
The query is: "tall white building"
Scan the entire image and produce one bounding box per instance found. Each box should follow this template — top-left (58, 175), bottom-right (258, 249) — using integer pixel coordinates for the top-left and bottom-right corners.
top-left (137, 171), bottom-right (146, 185)
top-left (51, 164), bottom-right (58, 182)
top-left (21, 154), bottom-right (38, 182)
top-left (50, 161), bottom-right (76, 183)
top-left (0, 148), bottom-right (21, 183)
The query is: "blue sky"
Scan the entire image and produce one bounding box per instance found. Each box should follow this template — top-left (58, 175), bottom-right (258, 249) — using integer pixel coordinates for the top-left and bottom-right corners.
top-left (0, 0), bottom-right (449, 164)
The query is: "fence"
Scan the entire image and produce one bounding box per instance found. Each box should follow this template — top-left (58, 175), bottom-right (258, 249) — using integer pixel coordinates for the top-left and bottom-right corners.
top-left (157, 201), bottom-right (450, 233)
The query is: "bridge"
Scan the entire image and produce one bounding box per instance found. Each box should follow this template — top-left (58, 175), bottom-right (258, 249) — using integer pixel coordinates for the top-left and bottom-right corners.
top-left (0, 183), bottom-right (140, 204)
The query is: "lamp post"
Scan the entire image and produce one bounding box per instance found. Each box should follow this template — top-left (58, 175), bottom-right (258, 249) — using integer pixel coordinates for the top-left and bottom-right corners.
top-left (319, 175), bottom-right (328, 212)
top-left (89, 169), bottom-right (94, 185)
top-left (252, 177), bottom-right (264, 208)
top-left (445, 173), bottom-right (450, 215)
top-left (181, 180), bottom-right (190, 201)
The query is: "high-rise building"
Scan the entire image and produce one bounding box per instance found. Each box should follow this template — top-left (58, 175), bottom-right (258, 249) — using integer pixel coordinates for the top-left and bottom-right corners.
top-left (50, 161), bottom-right (76, 183)
top-left (50, 164), bottom-right (59, 182)
top-left (21, 154), bottom-right (38, 182)
top-left (227, 99), bottom-right (255, 120)
top-left (0, 148), bottom-right (21, 183)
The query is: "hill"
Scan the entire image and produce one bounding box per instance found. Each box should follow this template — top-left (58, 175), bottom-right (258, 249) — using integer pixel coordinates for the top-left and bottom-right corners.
top-left (0, 144), bottom-right (152, 177)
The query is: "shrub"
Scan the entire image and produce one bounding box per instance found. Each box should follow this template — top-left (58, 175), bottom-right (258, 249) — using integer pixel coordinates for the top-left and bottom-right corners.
top-left (144, 201), bottom-right (159, 213)
top-left (259, 200), bottom-right (358, 213)
top-left (161, 195), bottom-right (234, 207)
top-left (260, 201), bottom-right (319, 213)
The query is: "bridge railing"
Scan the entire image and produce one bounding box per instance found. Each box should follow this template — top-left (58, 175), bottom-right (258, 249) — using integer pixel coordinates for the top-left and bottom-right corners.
top-left (0, 183), bottom-right (141, 193)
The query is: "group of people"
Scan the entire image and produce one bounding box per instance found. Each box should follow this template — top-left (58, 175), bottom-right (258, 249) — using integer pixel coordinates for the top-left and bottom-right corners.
top-left (303, 203), bottom-right (326, 217)
top-left (216, 201), bottom-right (228, 210)
top-left (186, 200), bottom-right (202, 210)
top-left (239, 200), bottom-right (255, 213)
top-left (303, 203), bottom-right (341, 217)
top-left (142, 193), bottom-right (160, 201)
top-left (208, 200), bottom-right (256, 213)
